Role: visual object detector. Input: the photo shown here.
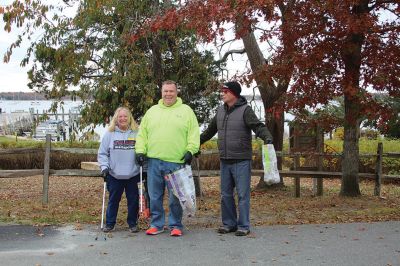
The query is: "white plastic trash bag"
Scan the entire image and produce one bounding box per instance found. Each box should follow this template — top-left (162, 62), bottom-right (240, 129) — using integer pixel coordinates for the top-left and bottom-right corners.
top-left (165, 165), bottom-right (196, 217)
top-left (262, 144), bottom-right (280, 185)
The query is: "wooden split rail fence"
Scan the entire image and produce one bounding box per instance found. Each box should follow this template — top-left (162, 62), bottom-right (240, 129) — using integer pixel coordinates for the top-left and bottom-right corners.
top-left (0, 135), bottom-right (399, 203)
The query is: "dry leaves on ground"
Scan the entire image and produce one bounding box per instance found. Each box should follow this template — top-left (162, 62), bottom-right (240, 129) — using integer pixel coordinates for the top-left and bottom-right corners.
top-left (0, 175), bottom-right (399, 229)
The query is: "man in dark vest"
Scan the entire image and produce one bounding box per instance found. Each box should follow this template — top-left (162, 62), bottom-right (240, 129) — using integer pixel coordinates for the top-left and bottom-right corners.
top-left (200, 81), bottom-right (273, 236)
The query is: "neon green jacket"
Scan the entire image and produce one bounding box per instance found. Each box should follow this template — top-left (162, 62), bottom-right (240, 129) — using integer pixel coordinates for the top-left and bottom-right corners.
top-left (136, 97), bottom-right (200, 163)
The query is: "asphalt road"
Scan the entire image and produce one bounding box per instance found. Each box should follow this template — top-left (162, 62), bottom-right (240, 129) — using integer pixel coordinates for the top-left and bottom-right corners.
top-left (1, 221), bottom-right (399, 266)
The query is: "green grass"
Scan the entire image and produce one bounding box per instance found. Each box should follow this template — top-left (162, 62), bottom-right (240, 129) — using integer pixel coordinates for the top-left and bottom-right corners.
top-left (325, 138), bottom-right (400, 174)
top-left (325, 138), bottom-right (400, 153)
top-left (0, 136), bottom-right (99, 149)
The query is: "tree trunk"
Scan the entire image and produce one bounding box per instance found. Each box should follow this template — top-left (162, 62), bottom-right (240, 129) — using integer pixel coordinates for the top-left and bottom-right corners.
top-left (266, 108), bottom-right (284, 171)
top-left (339, 1), bottom-right (368, 197)
top-left (241, 31), bottom-right (285, 188)
top-left (340, 96), bottom-right (361, 196)
top-left (152, 36), bottom-right (163, 89)
top-left (235, 2), bottom-right (295, 189)
top-left (255, 108), bottom-right (285, 190)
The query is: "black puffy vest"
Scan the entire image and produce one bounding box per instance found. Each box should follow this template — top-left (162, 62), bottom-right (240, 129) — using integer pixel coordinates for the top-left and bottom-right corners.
top-left (216, 104), bottom-right (252, 159)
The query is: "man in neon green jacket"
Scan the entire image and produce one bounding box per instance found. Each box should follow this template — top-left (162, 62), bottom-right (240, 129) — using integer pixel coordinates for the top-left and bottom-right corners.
top-left (136, 80), bottom-right (199, 237)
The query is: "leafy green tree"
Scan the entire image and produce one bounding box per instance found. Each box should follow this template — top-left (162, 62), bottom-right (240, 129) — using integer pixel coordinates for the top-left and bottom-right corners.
top-left (1, 0), bottom-right (221, 131)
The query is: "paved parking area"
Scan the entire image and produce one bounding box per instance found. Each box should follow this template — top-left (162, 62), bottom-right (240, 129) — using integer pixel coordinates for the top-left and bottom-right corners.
top-left (1, 221), bottom-right (399, 266)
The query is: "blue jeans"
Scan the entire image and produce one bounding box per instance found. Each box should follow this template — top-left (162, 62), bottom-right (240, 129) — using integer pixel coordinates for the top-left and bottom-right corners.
top-left (106, 174), bottom-right (139, 228)
top-left (220, 160), bottom-right (251, 230)
top-left (147, 158), bottom-right (184, 230)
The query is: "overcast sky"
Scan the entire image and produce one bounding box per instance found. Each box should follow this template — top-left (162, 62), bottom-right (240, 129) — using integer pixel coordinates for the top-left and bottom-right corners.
top-left (0, 26), bottom-right (33, 92)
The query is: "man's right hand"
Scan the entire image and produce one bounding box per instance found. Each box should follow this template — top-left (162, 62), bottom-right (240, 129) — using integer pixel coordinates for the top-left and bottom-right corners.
top-left (136, 153), bottom-right (145, 166)
top-left (101, 168), bottom-right (110, 183)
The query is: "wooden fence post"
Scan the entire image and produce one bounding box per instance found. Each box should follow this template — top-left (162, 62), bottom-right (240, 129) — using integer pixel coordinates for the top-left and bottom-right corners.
top-left (316, 153), bottom-right (323, 196)
top-left (294, 154), bottom-right (300, 197)
top-left (42, 134), bottom-right (51, 204)
top-left (194, 157), bottom-right (202, 197)
top-left (374, 142), bottom-right (383, 196)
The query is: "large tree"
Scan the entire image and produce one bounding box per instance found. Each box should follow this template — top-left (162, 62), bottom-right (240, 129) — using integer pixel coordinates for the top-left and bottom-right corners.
top-left (1, 0), bottom-right (221, 130)
top-left (138, 0), bottom-right (399, 195)
top-left (288, 1), bottom-right (399, 196)
top-left (141, 1), bottom-right (299, 184)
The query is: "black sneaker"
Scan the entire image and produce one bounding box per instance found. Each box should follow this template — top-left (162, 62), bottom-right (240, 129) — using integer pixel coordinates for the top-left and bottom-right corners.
top-left (102, 226), bottom-right (114, 233)
top-left (235, 229), bottom-right (250, 236)
top-left (217, 226), bottom-right (237, 234)
top-left (129, 226), bottom-right (139, 233)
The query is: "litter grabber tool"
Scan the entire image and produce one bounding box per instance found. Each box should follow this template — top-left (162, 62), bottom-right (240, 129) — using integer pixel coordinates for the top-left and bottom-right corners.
top-left (195, 157), bottom-right (202, 198)
top-left (95, 179), bottom-right (107, 241)
top-left (139, 166), bottom-right (150, 218)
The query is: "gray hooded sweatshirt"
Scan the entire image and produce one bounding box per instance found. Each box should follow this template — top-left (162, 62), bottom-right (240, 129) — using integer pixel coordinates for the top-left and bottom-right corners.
top-left (97, 127), bottom-right (140, 179)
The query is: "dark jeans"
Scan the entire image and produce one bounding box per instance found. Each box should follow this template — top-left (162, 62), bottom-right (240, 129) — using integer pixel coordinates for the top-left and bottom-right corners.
top-left (220, 159), bottom-right (252, 230)
top-left (106, 174), bottom-right (139, 228)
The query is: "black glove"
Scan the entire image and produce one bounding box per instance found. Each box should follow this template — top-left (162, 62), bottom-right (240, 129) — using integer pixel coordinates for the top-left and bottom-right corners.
top-left (101, 168), bottom-right (110, 183)
top-left (265, 139), bottom-right (273, 144)
top-left (136, 153), bottom-right (145, 166)
top-left (181, 151), bottom-right (193, 165)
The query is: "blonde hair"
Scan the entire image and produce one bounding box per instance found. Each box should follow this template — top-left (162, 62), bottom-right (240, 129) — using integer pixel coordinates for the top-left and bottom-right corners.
top-left (108, 107), bottom-right (138, 132)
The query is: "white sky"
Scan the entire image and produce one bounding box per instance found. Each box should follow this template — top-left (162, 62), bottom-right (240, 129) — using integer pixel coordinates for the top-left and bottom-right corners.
top-left (0, 27), bottom-right (33, 92)
top-left (0, 0), bottom-right (74, 93)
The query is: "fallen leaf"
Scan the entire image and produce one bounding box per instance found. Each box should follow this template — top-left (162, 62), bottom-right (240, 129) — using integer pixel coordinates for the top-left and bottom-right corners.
top-left (74, 223), bottom-right (83, 230)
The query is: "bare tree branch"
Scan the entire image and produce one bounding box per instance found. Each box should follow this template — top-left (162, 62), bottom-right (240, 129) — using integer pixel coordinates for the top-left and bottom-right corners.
top-left (214, 48), bottom-right (246, 65)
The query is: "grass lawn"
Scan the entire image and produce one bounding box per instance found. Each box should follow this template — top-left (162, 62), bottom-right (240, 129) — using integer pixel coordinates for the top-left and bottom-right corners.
top-left (0, 175), bottom-right (399, 230)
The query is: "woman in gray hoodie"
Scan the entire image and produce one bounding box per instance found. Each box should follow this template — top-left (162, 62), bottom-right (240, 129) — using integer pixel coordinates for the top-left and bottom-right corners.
top-left (97, 107), bottom-right (141, 233)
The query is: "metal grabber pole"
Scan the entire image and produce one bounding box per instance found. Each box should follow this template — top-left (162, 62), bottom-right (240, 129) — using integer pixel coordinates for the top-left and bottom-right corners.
top-left (95, 181), bottom-right (107, 241)
top-left (139, 166), bottom-right (143, 214)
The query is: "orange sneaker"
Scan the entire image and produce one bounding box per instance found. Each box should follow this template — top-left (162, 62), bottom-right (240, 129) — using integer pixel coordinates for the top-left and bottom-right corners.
top-left (146, 227), bottom-right (164, 235)
top-left (170, 228), bottom-right (182, 237)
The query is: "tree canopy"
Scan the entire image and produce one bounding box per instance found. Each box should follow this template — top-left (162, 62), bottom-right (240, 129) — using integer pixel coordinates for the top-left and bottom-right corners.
top-left (137, 0), bottom-right (399, 195)
top-left (1, 0), bottom-right (222, 129)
